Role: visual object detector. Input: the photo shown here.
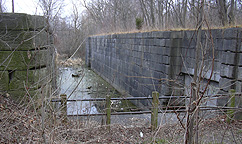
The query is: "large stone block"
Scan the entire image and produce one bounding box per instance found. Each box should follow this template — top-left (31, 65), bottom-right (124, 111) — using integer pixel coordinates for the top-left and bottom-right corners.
top-left (134, 38), bottom-right (141, 45)
top-left (135, 32), bottom-right (143, 38)
top-left (0, 50), bottom-right (49, 70)
top-left (170, 31), bottom-right (184, 39)
top-left (238, 67), bottom-right (242, 81)
top-left (215, 38), bottom-right (224, 51)
top-left (222, 28), bottom-right (241, 39)
top-left (162, 55), bottom-right (170, 64)
top-left (0, 13), bottom-right (46, 31)
top-left (149, 53), bottom-right (162, 63)
top-left (220, 51), bottom-right (236, 65)
top-left (239, 53), bottom-right (242, 66)
top-left (220, 64), bottom-right (234, 78)
top-left (142, 32), bottom-right (153, 38)
top-left (150, 46), bottom-right (164, 55)
top-left (223, 39), bottom-right (238, 52)
top-left (8, 68), bottom-right (48, 90)
top-left (155, 31), bottom-right (170, 39)
top-left (0, 71), bottom-right (9, 91)
top-left (0, 30), bottom-right (51, 50)
top-left (219, 77), bottom-right (235, 92)
top-left (165, 39), bottom-right (171, 47)
top-left (208, 29), bottom-right (223, 39)
top-left (153, 38), bottom-right (160, 46)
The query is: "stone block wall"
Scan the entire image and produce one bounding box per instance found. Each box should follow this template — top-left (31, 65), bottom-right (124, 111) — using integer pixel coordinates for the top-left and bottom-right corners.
top-left (0, 13), bottom-right (56, 101)
top-left (86, 28), bottom-right (242, 107)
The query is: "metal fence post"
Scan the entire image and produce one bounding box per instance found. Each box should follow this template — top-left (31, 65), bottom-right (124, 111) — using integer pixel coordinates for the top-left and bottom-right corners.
top-left (227, 89), bottom-right (235, 123)
top-left (151, 91), bottom-right (159, 131)
top-left (106, 95), bottom-right (111, 131)
top-left (60, 94), bottom-right (67, 123)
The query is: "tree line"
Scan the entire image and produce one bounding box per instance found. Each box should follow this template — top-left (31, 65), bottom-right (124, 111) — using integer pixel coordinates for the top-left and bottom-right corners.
top-left (81, 0), bottom-right (242, 35)
top-left (0, 0), bottom-right (242, 57)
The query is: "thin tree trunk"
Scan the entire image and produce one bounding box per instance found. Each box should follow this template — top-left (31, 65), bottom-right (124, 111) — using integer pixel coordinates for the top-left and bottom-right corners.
top-left (0, 0), bottom-right (3, 13)
top-left (228, 0), bottom-right (235, 25)
top-left (165, 0), bottom-right (168, 28)
top-left (150, 0), bottom-right (155, 28)
top-left (190, 0), bottom-right (196, 27)
top-left (12, 0), bottom-right (14, 13)
top-left (140, 0), bottom-right (150, 26)
top-left (158, 0), bottom-right (164, 29)
top-left (113, 0), bottom-right (118, 30)
top-left (217, 0), bottom-right (228, 26)
top-left (185, 0), bottom-right (204, 143)
top-left (182, 0), bottom-right (188, 28)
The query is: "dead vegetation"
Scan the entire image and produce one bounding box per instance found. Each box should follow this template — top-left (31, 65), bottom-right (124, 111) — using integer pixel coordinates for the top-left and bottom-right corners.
top-left (1, 94), bottom-right (242, 143)
top-left (56, 54), bottom-right (83, 67)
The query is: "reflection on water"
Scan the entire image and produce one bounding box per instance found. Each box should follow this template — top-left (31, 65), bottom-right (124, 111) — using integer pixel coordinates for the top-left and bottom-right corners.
top-left (58, 66), bottom-right (116, 115)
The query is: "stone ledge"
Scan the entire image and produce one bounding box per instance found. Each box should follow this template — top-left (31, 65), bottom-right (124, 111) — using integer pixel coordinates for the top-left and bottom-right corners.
top-left (0, 30), bottom-right (52, 50)
top-left (0, 13), bottom-right (46, 31)
top-left (8, 68), bottom-right (48, 90)
top-left (0, 50), bottom-right (49, 70)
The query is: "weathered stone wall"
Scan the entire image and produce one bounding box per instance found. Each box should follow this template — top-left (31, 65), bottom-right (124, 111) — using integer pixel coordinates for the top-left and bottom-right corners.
top-left (86, 28), bottom-right (242, 107)
top-left (0, 13), bottom-right (56, 100)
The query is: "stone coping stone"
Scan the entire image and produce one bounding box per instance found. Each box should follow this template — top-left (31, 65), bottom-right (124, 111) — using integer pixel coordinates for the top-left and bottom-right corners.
top-left (89, 28), bottom-right (242, 40)
top-left (8, 68), bottom-right (48, 90)
top-left (0, 13), bottom-right (46, 31)
top-left (0, 50), bottom-right (48, 70)
top-left (0, 30), bottom-right (52, 50)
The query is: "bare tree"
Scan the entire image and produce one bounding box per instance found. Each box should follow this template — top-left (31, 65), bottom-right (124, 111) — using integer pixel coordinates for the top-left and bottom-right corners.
top-left (12, 0), bottom-right (14, 13)
top-left (150, 0), bottom-right (155, 28)
top-left (0, 0), bottom-right (3, 13)
top-left (217, 0), bottom-right (228, 26)
top-left (182, 0), bottom-right (188, 28)
top-left (185, 0), bottom-right (205, 143)
top-left (228, 0), bottom-right (235, 25)
top-left (157, 0), bottom-right (164, 29)
top-left (38, 0), bottom-right (64, 23)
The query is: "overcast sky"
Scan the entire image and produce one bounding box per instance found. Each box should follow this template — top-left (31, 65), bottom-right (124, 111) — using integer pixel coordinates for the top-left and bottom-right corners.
top-left (3, 0), bottom-right (81, 18)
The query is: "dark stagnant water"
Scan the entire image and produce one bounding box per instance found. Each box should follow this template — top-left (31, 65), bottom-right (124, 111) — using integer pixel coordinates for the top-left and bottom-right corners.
top-left (57, 65), bottom-right (184, 126)
top-left (57, 65), bottom-right (136, 116)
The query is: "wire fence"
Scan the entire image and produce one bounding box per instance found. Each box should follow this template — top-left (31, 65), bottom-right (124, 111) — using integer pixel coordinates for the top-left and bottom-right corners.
top-left (51, 91), bottom-right (242, 131)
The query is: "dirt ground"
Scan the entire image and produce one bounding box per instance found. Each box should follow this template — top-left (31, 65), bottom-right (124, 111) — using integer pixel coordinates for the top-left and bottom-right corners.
top-left (0, 94), bottom-right (242, 143)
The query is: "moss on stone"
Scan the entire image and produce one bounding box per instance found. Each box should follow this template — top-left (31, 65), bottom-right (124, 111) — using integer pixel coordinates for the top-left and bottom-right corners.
top-left (0, 30), bottom-right (50, 50)
top-left (0, 71), bottom-right (9, 91)
top-left (0, 50), bottom-right (48, 70)
top-left (8, 68), bottom-right (47, 90)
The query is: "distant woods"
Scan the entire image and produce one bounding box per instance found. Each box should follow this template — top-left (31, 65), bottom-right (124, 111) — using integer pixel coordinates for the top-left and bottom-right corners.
top-left (82, 0), bottom-right (242, 34)
top-left (60, 0), bottom-right (242, 58)
top-left (0, 0), bottom-right (241, 58)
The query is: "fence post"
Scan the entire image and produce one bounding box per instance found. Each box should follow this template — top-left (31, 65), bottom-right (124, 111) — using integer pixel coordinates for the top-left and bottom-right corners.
top-left (60, 94), bottom-right (67, 123)
top-left (151, 91), bottom-right (159, 131)
top-left (106, 95), bottom-right (111, 131)
top-left (227, 89), bottom-right (236, 123)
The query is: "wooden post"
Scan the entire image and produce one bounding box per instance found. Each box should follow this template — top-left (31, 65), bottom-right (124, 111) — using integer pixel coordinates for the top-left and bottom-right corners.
top-left (106, 95), bottom-right (111, 131)
top-left (151, 91), bottom-right (159, 131)
top-left (60, 94), bottom-right (67, 123)
top-left (227, 89), bottom-right (236, 123)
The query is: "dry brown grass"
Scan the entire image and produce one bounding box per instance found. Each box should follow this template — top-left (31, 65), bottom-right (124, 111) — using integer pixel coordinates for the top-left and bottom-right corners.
top-left (1, 94), bottom-right (242, 143)
top-left (90, 25), bottom-right (242, 37)
top-left (57, 58), bottom-right (83, 67)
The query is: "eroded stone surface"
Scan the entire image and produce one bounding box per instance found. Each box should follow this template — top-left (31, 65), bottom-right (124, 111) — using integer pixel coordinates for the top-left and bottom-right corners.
top-left (0, 13), bottom-right (55, 101)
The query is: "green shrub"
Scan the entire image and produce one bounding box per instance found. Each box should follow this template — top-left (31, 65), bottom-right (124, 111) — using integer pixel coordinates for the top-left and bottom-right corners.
top-left (136, 17), bottom-right (143, 30)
